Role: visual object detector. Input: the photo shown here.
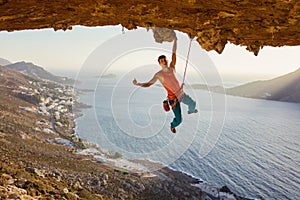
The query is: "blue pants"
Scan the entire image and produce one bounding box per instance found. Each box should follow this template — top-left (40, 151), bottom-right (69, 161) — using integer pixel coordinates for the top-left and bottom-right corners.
top-left (169, 93), bottom-right (196, 128)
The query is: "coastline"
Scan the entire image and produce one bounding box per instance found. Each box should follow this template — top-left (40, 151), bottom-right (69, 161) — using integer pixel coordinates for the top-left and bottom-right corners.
top-left (73, 90), bottom-right (251, 200)
top-left (0, 64), bottom-right (249, 199)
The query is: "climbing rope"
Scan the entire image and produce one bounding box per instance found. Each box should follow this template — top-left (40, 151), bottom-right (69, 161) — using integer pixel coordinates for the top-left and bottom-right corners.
top-left (181, 38), bottom-right (193, 88)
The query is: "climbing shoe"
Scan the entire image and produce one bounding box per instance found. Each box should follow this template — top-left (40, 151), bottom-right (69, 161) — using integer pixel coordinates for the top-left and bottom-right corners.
top-left (188, 109), bottom-right (198, 114)
top-left (170, 126), bottom-right (176, 134)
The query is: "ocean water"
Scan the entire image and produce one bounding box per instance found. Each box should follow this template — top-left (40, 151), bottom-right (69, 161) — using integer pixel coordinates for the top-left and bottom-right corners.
top-left (75, 78), bottom-right (300, 200)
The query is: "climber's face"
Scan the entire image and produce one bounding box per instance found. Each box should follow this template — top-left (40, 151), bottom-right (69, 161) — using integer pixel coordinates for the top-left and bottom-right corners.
top-left (159, 57), bottom-right (168, 67)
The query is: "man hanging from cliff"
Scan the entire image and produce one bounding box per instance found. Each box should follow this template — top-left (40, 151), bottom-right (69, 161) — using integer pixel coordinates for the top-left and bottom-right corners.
top-left (133, 36), bottom-right (198, 133)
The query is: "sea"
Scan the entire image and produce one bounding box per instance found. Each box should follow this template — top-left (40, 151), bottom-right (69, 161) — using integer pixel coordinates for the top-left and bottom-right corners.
top-left (75, 77), bottom-right (300, 200)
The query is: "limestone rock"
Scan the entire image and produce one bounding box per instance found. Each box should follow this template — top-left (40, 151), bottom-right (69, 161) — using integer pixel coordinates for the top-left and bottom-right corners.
top-left (25, 167), bottom-right (45, 178)
top-left (0, 0), bottom-right (300, 55)
top-left (151, 27), bottom-right (176, 43)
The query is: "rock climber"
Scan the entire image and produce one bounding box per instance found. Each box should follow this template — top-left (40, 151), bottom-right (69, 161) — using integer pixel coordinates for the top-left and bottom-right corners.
top-left (133, 37), bottom-right (198, 133)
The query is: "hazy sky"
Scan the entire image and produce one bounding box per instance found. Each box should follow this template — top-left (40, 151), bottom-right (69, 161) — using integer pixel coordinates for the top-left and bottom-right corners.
top-left (1, 25), bottom-right (300, 84)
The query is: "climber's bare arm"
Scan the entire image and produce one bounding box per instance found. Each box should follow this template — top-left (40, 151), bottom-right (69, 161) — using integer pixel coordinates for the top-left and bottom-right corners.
top-left (133, 74), bottom-right (159, 88)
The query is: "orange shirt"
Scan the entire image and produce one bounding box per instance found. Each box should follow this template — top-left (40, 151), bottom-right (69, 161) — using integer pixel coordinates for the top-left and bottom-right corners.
top-left (161, 68), bottom-right (183, 100)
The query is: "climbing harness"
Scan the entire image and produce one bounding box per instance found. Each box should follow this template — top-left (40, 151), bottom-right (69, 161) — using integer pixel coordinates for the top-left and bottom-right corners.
top-left (163, 100), bottom-right (170, 112)
top-left (163, 98), bottom-right (178, 112)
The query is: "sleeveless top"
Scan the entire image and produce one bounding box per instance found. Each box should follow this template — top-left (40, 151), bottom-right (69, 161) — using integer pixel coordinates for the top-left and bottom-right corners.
top-left (161, 68), bottom-right (183, 100)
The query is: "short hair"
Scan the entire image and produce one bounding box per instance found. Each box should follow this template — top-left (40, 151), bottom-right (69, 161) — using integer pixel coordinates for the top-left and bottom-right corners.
top-left (158, 55), bottom-right (166, 63)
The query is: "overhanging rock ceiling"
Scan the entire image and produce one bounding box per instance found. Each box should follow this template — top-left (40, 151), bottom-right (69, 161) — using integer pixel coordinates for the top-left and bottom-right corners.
top-left (1, 0), bottom-right (300, 55)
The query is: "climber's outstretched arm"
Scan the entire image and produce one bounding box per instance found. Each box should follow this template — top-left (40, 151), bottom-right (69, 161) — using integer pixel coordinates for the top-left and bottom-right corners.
top-left (133, 74), bottom-right (158, 88)
top-left (170, 37), bottom-right (177, 70)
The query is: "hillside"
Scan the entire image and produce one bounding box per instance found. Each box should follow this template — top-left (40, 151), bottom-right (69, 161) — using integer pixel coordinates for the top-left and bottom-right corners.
top-left (226, 68), bottom-right (300, 103)
top-left (0, 65), bottom-right (37, 89)
top-left (0, 58), bottom-right (11, 66)
top-left (0, 65), bottom-right (246, 199)
top-left (6, 61), bottom-right (76, 85)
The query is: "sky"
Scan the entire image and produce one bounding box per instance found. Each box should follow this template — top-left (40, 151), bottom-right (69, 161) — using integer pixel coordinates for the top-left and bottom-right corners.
top-left (1, 25), bottom-right (300, 85)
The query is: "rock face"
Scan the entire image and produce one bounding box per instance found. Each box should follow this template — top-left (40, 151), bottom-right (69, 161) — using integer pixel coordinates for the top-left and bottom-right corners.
top-left (1, 0), bottom-right (300, 55)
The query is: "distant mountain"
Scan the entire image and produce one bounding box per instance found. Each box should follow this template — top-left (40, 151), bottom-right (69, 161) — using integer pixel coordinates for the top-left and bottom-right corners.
top-left (6, 61), bottom-right (77, 85)
top-left (226, 68), bottom-right (300, 103)
top-left (93, 73), bottom-right (117, 79)
top-left (100, 73), bottom-right (117, 79)
top-left (0, 58), bottom-right (12, 66)
top-left (188, 84), bottom-right (225, 93)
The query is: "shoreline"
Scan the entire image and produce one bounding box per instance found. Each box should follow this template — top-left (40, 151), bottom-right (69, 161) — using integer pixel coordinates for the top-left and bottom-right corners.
top-left (73, 90), bottom-right (251, 200)
top-left (0, 62), bottom-right (249, 200)
top-left (0, 65), bottom-right (270, 200)
top-left (72, 89), bottom-right (206, 182)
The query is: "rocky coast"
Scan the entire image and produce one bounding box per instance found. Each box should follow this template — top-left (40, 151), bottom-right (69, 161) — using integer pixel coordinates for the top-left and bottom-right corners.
top-left (0, 65), bottom-right (248, 200)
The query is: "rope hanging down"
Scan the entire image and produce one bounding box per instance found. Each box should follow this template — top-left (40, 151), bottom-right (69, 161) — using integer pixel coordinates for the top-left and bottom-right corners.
top-left (181, 38), bottom-right (193, 88)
